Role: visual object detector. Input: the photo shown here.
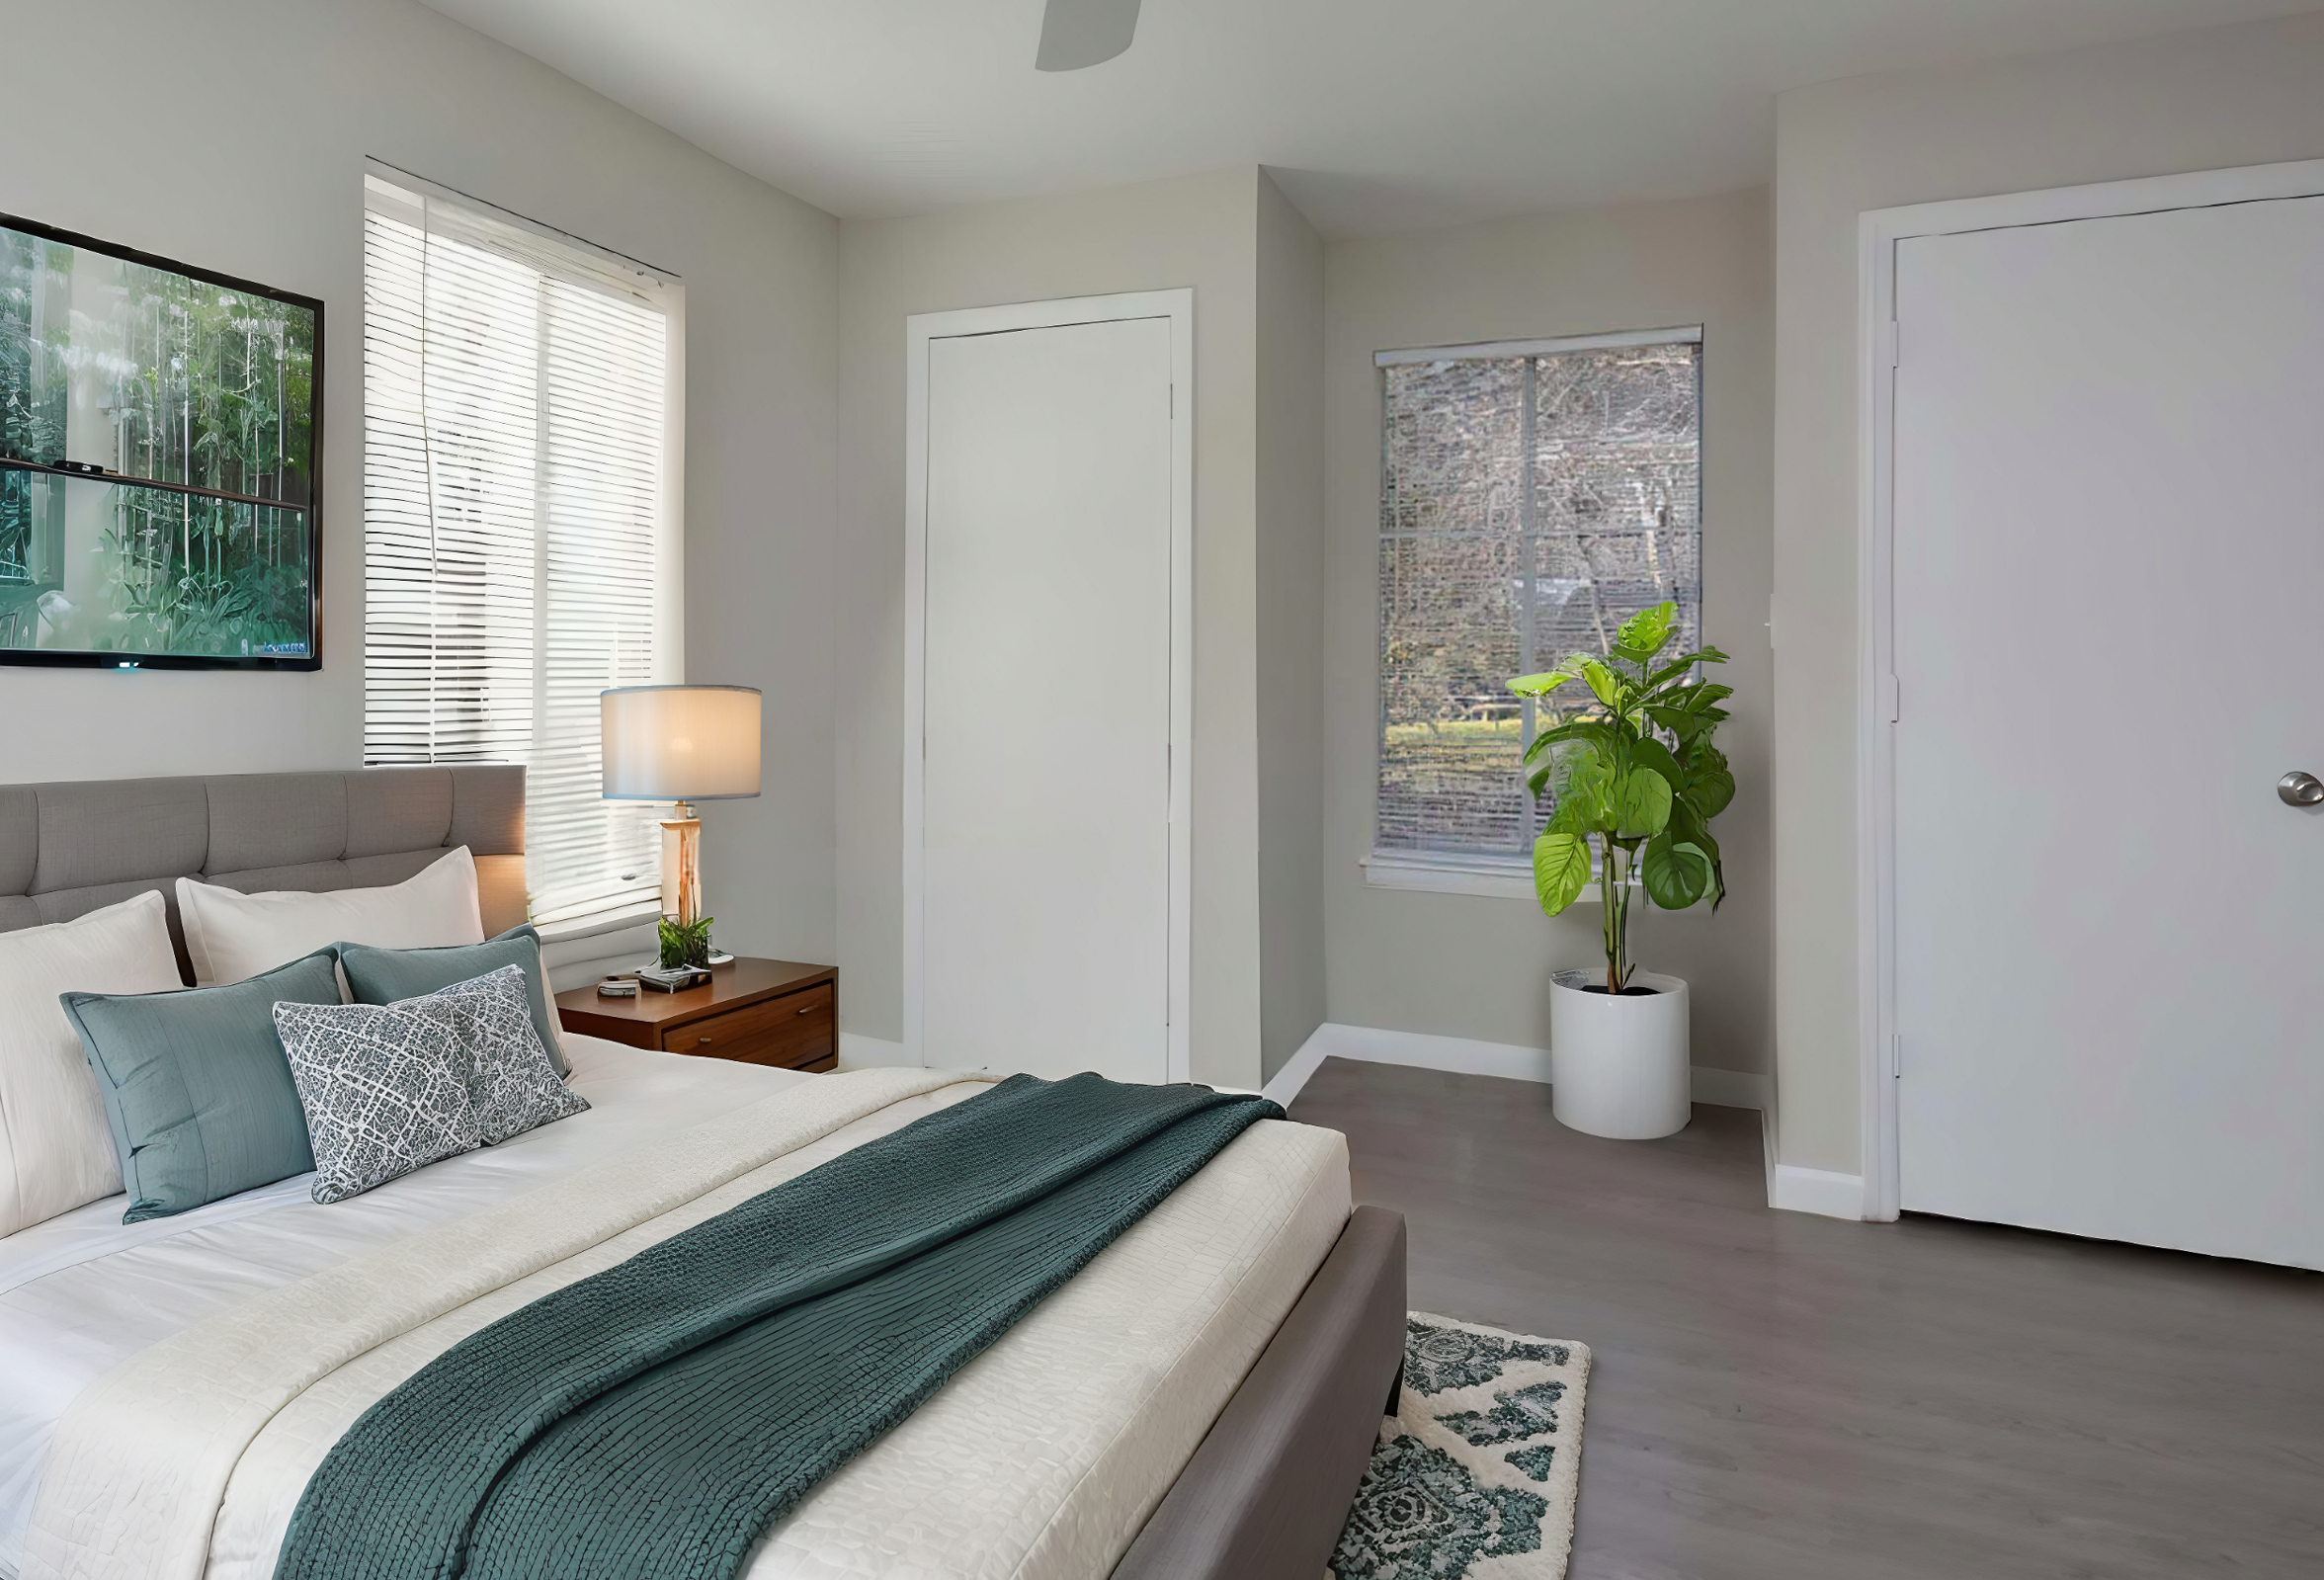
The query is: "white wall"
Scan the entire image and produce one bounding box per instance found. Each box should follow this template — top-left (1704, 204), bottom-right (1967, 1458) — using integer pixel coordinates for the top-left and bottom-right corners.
top-left (0, 0), bottom-right (841, 965)
top-left (1773, 11), bottom-right (2324, 1175)
top-left (1321, 189), bottom-right (1776, 1077)
top-left (834, 169), bottom-right (1268, 1089)
top-left (1255, 172), bottom-right (1327, 1083)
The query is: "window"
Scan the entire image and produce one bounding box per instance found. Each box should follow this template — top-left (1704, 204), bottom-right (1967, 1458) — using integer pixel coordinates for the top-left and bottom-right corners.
top-left (1373, 329), bottom-right (1702, 875)
top-left (361, 174), bottom-right (681, 930)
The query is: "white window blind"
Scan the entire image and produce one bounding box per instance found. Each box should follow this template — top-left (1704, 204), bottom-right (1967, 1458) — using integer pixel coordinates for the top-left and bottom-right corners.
top-left (362, 175), bottom-right (680, 930)
top-left (1375, 329), bottom-right (1702, 860)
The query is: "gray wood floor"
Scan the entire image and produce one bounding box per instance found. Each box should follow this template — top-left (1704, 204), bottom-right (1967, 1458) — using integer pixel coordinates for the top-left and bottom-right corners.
top-left (1287, 1058), bottom-right (2324, 1580)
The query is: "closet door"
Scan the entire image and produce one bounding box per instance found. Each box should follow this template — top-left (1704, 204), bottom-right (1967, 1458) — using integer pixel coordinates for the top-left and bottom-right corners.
top-left (1891, 193), bottom-right (2324, 1267)
top-left (912, 311), bottom-right (1176, 1082)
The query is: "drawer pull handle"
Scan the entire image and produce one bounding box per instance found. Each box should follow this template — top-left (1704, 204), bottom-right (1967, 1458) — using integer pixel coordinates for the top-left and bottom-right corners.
top-left (797, 1006), bottom-right (811, 1016)
top-left (698, 1036), bottom-right (712, 1044)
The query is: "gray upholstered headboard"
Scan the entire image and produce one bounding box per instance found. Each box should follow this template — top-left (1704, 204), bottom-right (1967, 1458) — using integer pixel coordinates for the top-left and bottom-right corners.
top-left (0, 767), bottom-right (526, 985)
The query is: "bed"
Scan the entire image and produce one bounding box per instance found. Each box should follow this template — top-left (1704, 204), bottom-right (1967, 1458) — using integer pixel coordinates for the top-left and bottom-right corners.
top-left (0, 767), bottom-right (1404, 1580)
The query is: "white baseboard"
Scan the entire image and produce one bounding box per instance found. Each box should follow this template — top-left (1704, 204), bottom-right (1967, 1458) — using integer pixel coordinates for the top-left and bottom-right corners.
top-left (1260, 1022), bottom-right (1767, 1115)
top-left (1762, 1107), bottom-right (1779, 1211)
top-left (1306, 1023), bottom-right (1555, 1088)
top-left (1259, 1036), bottom-right (1331, 1107)
top-left (1770, 1164), bottom-right (1867, 1219)
top-left (1264, 1023), bottom-right (1853, 1221)
top-left (1688, 1065), bottom-right (1770, 1112)
top-left (837, 1032), bottom-right (910, 1071)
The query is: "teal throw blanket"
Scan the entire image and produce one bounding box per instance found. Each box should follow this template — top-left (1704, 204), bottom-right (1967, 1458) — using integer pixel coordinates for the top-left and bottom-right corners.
top-left (275, 1072), bottom-right (1281, 1580)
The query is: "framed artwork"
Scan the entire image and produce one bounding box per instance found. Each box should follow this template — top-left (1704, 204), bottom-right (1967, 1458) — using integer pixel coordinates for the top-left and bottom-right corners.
top-left (1, 214), bottom-right (321, 669)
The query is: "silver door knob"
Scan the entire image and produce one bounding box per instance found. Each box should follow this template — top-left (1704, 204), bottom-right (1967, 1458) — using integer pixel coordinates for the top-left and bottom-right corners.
top-left (2279, 771), bottom-right (2324, 806)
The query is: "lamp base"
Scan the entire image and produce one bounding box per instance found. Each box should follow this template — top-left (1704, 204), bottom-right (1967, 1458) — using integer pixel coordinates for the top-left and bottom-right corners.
top-left (659, 804), bottom-right (704, 927)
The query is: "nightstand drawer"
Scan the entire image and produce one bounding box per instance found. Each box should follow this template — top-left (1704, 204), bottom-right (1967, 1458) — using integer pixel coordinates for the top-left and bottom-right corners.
top-left (663, 982), bottom-right (836, 1071)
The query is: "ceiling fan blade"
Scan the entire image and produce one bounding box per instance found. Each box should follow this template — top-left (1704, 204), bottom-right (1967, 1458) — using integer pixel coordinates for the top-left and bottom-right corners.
top-left (1036, 0), bottom-right (1142, 71)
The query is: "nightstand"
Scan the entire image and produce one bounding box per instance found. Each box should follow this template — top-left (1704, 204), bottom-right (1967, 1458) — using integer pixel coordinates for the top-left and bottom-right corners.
top-left (555, 958), bottom-right (838, 1073)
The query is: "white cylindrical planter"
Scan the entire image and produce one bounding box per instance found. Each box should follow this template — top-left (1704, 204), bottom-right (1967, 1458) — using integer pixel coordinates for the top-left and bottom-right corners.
top-left (1548, 968), bottom-right (1691, 1139)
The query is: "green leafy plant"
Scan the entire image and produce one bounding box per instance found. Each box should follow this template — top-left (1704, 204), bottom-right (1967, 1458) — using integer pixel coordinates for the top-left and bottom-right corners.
top-left (1509, 601), bottom-right (1734, 993)
top-left (658, 914), bottom-right (715, 970)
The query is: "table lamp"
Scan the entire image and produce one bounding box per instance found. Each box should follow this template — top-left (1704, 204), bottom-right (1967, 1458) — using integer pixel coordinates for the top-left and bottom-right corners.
top-left (600, 686), bottom-right (763, 954)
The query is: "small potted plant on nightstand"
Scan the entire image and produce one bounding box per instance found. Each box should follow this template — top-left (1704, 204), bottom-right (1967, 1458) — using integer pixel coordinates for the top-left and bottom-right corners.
top-left (659, 913), bottom-right (715, 971)
top-left (1509, 602), bottom-right (1733, 1139)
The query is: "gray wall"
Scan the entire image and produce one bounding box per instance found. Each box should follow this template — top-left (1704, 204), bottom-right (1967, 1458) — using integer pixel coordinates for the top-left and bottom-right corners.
top-left (1255, 173), bottom-right (1327, 1083)
top-left (1321, 189), bottom-right (1776, 1076)
top-left (833, 170), bottom-right (1269, 1089)
top-left (1771, 10), bottom-right (2324, 1176)
top-left (0, 0), bottom-right (842, 967)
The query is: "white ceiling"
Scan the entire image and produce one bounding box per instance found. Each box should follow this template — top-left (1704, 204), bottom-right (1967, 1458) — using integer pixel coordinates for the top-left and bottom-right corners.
top-left (419, 0), bottom-right (2315, 237)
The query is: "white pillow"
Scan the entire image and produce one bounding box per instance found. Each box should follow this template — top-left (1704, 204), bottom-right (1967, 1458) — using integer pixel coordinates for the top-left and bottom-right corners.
top-left (176, 847), bottom-right (485, 987)
top-left (0, 890), bottom-right (185, 1236)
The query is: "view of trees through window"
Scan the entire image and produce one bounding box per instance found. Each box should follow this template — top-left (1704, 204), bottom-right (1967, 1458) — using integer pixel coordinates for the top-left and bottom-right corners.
top-left (1377, 337), bottom-right (1702, 857)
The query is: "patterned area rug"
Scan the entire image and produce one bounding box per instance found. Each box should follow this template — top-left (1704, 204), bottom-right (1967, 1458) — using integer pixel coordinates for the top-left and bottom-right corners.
top-left (1331, 1313), bottom-right (1591, 1580)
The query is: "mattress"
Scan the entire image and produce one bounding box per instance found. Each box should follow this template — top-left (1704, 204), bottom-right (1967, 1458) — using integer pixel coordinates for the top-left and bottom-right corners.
top-left (0, 1039), bottom-right (1350, 1580)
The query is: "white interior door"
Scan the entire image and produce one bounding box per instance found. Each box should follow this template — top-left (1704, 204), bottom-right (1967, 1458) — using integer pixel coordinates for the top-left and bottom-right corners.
top-left (1891, 193), bottom-right (2324, 1268)
top-left (913, 311), bottom-right (1177, 1082)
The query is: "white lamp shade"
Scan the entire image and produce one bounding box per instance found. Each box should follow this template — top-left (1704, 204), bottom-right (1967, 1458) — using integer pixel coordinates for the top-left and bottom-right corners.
top-left (601, 686), bottom-right (763, 800)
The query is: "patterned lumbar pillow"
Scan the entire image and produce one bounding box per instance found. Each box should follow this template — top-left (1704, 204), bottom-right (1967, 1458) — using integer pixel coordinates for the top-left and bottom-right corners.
top-left (423, 964), bottom-right (589, 1145)
top-left (273, 995), bottom-right (483, 1204)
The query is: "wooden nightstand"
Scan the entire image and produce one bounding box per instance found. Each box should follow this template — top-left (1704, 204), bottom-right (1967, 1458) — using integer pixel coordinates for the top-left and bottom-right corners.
top-left (555, 958), bottom-right (838, 1073)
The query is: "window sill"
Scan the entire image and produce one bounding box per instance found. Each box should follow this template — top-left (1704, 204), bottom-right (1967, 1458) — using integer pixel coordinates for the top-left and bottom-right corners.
top-left (536, 902), bottom-right (665, 992)
top-left (1362, 850), bottom-right (1639, 902)
top-left (534, 900), bottom-right (667, 945)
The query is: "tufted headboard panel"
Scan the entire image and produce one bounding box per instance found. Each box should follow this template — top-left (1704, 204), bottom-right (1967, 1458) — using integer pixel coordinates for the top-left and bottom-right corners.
top-left (0, 767), bottom-right (526, 984)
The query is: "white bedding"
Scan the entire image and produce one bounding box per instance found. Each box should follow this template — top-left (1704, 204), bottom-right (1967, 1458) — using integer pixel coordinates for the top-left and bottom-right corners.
top-left (0, 1039), bottom-right (1350, 1580)
top-left (0, 1035), bottom-right (818, 1576)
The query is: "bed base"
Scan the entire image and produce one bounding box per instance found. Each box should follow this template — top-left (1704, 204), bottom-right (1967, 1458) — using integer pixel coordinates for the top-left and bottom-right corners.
top-left (1114, 1205), bottom-right (1406, 1580)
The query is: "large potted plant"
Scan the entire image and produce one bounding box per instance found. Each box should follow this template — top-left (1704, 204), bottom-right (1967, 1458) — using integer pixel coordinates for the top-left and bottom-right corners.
top-left (1509, 602), bottom-right (1732, 1138)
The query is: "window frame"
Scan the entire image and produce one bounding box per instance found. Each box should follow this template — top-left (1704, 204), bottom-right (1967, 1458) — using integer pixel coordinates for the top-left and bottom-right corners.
top-left (358, 165), bottom-right (687, 939)
top-left (1368, 324), bottom-right (1704, 899)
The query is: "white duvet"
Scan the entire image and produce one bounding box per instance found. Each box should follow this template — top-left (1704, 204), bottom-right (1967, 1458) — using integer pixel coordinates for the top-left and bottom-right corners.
top-left (0, 1039), bottom-right (1349, 1580)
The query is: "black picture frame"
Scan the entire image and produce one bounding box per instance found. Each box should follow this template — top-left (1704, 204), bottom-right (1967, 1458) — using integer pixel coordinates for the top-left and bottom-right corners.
top-left (0, 211), bottom-right (324, 672)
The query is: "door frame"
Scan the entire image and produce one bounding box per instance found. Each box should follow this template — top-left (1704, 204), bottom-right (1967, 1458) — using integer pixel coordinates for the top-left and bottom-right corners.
top-left (1857, 158), bottom-right (2324, 1221)
top-left (902, 290), bottom-right (1196, 1082)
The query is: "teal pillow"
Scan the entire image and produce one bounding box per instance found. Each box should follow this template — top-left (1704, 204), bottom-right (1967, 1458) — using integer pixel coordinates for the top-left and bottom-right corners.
top-left (337, 925), bottom-right (568, 1075)
top-left (62, 948), bottom-right (340, 1223)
